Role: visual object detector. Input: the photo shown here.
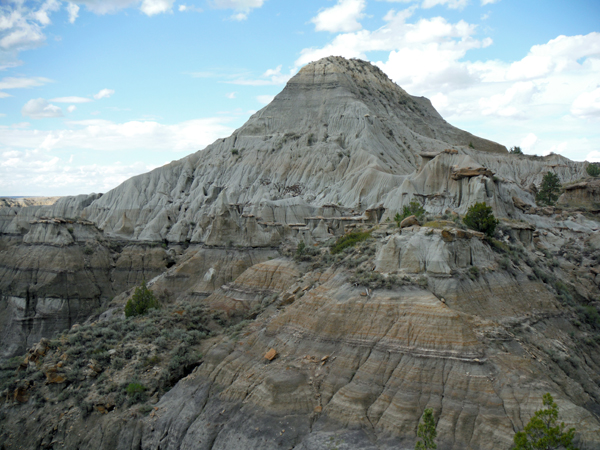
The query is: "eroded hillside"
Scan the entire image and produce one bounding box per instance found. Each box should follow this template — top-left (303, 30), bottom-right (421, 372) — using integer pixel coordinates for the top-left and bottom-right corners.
top-left (1, 56), bottom-right (600, 449)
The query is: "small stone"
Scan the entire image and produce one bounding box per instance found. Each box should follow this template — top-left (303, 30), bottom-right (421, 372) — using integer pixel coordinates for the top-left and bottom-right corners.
top-left (264, 348), bottom-right (277, 361)
top-left (314, 406), bottom-right (323, 413)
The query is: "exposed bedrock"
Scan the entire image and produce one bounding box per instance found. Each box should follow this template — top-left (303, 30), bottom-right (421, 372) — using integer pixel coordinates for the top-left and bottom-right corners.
top-left (132, 254), bottom-right (600, 450)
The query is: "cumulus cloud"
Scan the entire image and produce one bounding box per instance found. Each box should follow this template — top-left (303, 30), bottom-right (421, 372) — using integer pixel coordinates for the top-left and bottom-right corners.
top-left (66, 3), bottom-right (80, 23)
top-left (93, 88), bottom-right (115, 99)
top-left (481, 0), bottom-right (500, 4)
top-left (0, 149), bottom-right (160, 196)
top-left (21, 98), bottom-right (63, 119)
top-left (0, 116), bottom-right (237, 195)
top-left (140, 0), bottom-right (175, 16)
top-left (67, 105), bottom-right (77, 113)
top-left (226, 92), bottom-right (236, 99)
top-left (50, 96), bottom-right (92, 103)
top-left (0, 0), bottom-right (64, 56)
top-left (311, 0), bottom-right (366, 33)
top-left (571, 88), bottom-right (600, 118)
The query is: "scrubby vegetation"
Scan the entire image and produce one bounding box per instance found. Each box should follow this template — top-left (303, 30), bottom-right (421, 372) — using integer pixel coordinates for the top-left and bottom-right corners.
top-left (394, 200), bottom-right (425, 226)
top-left (463, 202), bottom-right (499, 237)
top-left (587, 163), bottom-right (600, 178)
top-left (330, 230), bottom-right (372, 254)
top-left (0, 299), bottom-right (211, 418)
top-left (125, 280), bottom-right (161, 318)
top-left (510, 146), bottom-right (523, 155)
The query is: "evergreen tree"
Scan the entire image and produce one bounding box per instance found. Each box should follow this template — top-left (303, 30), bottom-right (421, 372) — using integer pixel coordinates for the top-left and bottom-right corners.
top-left (463, 202), bottom-right (499, 237)
top-left (586, 163), bottom-right (600, 178)
top-left (415, 408), bottom-right (437, 450)
top-left (125, 280), bottom-right (161, 317)
top-left (536, 172), bottom-right (561, 206)
top-left (512, 393), bottom-right (578, 450)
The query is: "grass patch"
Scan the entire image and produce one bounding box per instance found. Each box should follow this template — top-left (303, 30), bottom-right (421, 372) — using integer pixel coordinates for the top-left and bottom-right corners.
top-left (330, 230), bottom-right (372, 255)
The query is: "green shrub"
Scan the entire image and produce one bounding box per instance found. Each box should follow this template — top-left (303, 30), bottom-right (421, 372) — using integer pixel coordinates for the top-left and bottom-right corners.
top-left (463, 202), bottom-right (499, 237)
top-left (125, 280), bottom-right (161, 318)
top-left (330, 230), bottom-right (372, 255)
top-left (126, 382), bottom-right (147, 404)
top-left (394, 200), bottom-right (425, 226)
top-left (512, 393), bottom-right (577, 450)
top-left (587, 163), bottom-right (600, 177)
top-left (231, 148), bottom-right (239, 155)
top-left (468, 266), bottom-right (480, 280)
top-left (536, 172), bottom-right (561, 206)
top-left (415, 408), bottom-right (437, 450)
top-left (509, 146), bottom-right (523, 155)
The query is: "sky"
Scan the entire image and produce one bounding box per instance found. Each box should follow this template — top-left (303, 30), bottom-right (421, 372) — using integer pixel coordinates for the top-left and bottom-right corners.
top-left (0, 0), bottom-right (599, 196)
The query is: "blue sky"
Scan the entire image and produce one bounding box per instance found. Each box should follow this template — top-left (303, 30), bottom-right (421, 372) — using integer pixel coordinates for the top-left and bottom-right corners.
top-left (0, 0), bottom-right (599, 196)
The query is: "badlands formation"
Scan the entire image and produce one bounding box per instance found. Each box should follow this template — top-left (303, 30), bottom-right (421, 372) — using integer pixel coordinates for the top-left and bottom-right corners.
top-left (1, 56), bottom-right (600, 449)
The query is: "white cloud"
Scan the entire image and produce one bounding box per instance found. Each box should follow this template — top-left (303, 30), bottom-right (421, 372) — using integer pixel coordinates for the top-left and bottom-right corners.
top-left (0, 118), bottom-right (235, 153)
top-left (0, 0), bottom-right (64, 55)
top-left (571, 87), bottom-right (600, 118)
top-left (31, 0), bottom-right (61, 26)
top-left (520, 133), bottom-right (538, 153)
top-left (0, 76), bottom-right (52, 97)
top-left (230, 12), bottom-right (248, 20)
top-left (481, 0), bottom-right (500, 4)
top-left (67, 105), bottom-right (77, 113)
top-left (66, 3), bottom-right (80, 23)
top-left (179, 4), bottom-right (203, 12)
top-left (0, 116), bottom-right (238, 195)
top-left (422, 0), bottom-right (468, 9)
top-left (93, 88), bottom-right (115, 99)
top-left (50, 96), bottom-right (92, 103)
top-left (256, 94), bottom-right (274, 105)
top-left (211, 0), bottom-right (265, 8)
top-left (140, 0), bottom-right (175, 16)
top-left (69, 0), bottom-right (140, 15)
top-left (21, 98), bottom-right (64, 119)
top-left (210, 0), bottom-right (265, 20)
top-left (228, 65), bottom-right (297, 86)
top-left (311, 0), bottom-right (366, 33)
top-left (0, 150), bottom-right (161, 196)
top-left (226, 92), bottom-right (236, 99)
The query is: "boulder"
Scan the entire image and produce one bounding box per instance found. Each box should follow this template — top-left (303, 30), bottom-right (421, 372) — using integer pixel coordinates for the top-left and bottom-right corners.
top-left (400, 215), bottom-right (419, 228)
